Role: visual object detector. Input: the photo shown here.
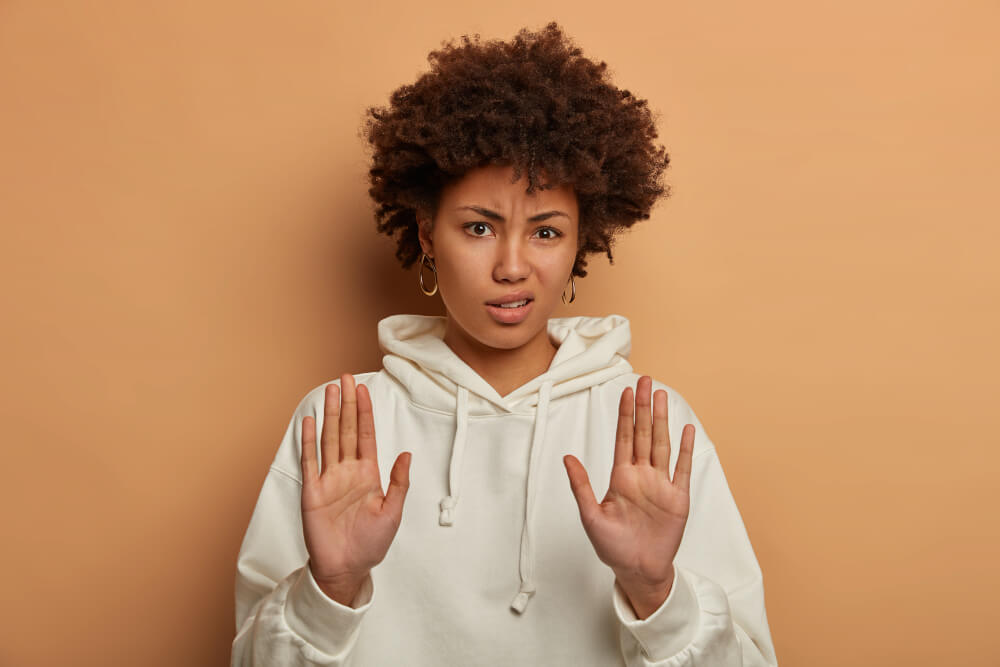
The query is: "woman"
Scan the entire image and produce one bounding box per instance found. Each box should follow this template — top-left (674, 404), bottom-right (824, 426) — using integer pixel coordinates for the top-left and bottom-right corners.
top-left (232, 22), bottom-right (777, 666)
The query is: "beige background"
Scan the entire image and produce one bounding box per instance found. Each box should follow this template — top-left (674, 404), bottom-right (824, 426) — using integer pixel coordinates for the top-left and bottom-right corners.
top-left (1, 1), bottom-right (997, 665)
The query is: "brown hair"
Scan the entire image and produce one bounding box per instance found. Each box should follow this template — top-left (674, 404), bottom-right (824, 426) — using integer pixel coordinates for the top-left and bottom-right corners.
top-left (361, 21), bottom-right (671, 278)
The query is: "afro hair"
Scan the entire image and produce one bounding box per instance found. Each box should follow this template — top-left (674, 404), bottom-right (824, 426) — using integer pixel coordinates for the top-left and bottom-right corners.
top-left (361, 21), bottom-right (671, 278)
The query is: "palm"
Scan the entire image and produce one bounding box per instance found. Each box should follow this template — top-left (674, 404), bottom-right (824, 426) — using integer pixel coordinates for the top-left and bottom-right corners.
top-left (300, 374), bottom-right (412, 586)
top-left (582, 456), bottom-right (690, 583)
top-left (302, 457), bottom-right (401, 579)
top-left (564, 376), bottom-right (695, 587)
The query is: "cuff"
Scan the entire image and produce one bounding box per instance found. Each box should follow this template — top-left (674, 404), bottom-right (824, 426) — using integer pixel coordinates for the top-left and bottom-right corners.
top-left (283, 565), bottom-right (374, 657)
top-left (612, 566), bottom-right (699, 660)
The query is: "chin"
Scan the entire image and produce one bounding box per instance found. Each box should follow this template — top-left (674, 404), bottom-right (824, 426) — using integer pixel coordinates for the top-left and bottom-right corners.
top-left (483, 310), bottom-right (548, 341)
top-left (447, 299), bottom-right (552, 346)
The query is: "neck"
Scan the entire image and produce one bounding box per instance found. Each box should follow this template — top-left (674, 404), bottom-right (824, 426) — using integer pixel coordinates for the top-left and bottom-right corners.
top-left (442, 316), bottom-right (558, 398)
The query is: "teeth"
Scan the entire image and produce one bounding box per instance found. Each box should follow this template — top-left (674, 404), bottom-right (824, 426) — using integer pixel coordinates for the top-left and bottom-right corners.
top-left (497, 299), bottom-right (529, 308)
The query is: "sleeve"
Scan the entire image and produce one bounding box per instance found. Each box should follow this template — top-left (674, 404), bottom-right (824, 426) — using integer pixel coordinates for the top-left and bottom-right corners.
top-left (611, 388), bottom-right (779, 666)
top-left (231, 381), bottom-right (378, 666)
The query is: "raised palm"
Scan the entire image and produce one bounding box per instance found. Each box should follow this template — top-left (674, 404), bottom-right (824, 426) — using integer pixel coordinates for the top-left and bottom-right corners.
top-left (300, 373), bottom-right (411, 601)
top-left (564, 375), bottom-right (695, 592)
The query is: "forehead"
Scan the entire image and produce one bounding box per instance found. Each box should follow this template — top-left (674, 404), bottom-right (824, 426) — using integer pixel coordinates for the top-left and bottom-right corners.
top-left (441, 164), bottom-right (577, 211)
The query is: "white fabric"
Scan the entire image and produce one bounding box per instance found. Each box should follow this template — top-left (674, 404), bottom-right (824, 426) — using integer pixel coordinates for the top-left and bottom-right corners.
top-left (232, 313), bottom-right (778, 665)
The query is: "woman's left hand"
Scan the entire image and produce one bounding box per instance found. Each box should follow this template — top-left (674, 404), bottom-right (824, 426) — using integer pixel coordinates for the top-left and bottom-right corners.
top-left (563, 375), bottom-right (695, 619)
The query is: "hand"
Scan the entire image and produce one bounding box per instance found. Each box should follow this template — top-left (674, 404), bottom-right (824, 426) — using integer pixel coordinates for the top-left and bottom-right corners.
top-left (563, 375), bottom-right (695, 618)
top-left (300, 373), bottom-right (412, 605)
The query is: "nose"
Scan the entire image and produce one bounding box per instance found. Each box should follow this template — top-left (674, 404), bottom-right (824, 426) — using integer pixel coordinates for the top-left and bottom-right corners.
top-left (492, 235), bottom-right (531, 283)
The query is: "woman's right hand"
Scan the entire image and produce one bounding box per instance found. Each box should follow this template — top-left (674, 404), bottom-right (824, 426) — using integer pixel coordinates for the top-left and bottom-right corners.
top-left (300, 373), bottom-right (412, 606)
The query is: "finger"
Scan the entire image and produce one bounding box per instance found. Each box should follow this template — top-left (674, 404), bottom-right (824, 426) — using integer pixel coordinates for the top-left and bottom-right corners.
top-left (356, 383), bottom-right (377, 462)
top-left (613, 387), bottom-right (634, 467)
top-left (651, 389), bottom-right (670, 473)
top-left (633, 376), bottom-right (653, 464)
top-left (356, 384), bottom-right (384, 489)
top-left (301, 415), bottom-right (319, 482)
top-left (672, 424), bottom-right (696, 492)
top-left (563, 455), bottom-right (599, 522)
top-left (339, 373), bottom-right (358, 461)
top-left (381, 452), bottom-right (412, 523)
top-left (320, 382), bottom-right (340, 476)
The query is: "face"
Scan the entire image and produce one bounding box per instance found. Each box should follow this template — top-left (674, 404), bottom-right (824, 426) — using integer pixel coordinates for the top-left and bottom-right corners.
top-left (417, 163), bottom-right (580, 355)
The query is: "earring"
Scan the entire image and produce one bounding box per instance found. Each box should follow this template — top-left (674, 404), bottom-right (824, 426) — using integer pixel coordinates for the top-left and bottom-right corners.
top-left (419, 252), bottom-right (438, 296)
top-left (561, 274), bottom-right (576, 304)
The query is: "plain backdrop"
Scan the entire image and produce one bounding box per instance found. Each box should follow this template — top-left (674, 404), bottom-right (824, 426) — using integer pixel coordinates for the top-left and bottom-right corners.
top-left (1, 1), bottom-right (997, 665)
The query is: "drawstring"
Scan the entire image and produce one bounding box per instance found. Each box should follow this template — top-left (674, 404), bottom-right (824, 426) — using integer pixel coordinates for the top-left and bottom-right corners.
top-left (438, 386), bottom-right (469, 526)
top-left (436, 380), bottom-right (555, 614)
top-left (510, 379), bottom-right (553, 613)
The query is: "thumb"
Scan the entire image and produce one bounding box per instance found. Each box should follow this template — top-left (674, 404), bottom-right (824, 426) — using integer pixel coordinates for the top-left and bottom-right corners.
top-left (382, 451), bottom-right (411, 522)
top-left (563, 454), bottom-right (598, 520)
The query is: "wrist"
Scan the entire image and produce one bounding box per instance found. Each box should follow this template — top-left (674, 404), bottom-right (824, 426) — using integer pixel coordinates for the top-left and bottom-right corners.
top-left (310, 564), bottom-right (369, 607)
top-left (615, 565), bottom-right (675, 620)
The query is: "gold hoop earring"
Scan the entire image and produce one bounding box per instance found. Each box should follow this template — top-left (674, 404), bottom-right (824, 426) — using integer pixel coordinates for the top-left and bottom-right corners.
top-left (419, 252), bottom-right (438, 296)
top-left (561, 274), bottom-right (576, 304)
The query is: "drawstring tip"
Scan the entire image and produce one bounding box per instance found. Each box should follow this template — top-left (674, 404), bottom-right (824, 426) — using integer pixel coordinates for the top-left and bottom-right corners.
top-left (510, 589), bottom-right (534, 613)
top-left (439, 496), bottom-right (457, 526)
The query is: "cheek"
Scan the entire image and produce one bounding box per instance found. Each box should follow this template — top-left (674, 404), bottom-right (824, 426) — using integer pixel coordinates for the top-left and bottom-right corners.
top-left (436, 256), bottom-right (483, 299)
top-left (539, 251), bottom-right (576, 277)
top-left (438, 254), bottom-right (474, 280)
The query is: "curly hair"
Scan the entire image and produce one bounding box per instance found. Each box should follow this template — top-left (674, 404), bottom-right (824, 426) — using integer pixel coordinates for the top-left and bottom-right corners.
top-left (361, 21), bottom-right (671, 278)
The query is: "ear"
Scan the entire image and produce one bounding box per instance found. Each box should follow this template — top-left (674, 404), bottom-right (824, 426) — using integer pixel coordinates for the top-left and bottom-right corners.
top-left (416, 214), bottom-right (434, 259)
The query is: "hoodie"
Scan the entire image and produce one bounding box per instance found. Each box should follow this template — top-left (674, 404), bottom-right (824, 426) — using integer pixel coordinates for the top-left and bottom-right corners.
top-left (232, 313), bottom-right (778, 666)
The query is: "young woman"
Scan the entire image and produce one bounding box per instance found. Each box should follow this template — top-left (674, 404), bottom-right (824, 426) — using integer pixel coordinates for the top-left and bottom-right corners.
top-left (232, 22), bottom-right (778, 666)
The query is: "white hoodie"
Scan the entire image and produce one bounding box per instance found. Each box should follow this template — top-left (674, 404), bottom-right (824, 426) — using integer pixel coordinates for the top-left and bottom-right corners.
top-left (232, 313), bottom-right (778, 666)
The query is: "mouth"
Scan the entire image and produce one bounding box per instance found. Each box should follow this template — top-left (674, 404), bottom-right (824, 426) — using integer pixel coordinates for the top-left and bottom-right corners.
top-left (485, 290), bottom-right (535, 307)
top-left (485, 298), bottom-right (534, 324)
top-left (487, 297), bottom-right (533, 308)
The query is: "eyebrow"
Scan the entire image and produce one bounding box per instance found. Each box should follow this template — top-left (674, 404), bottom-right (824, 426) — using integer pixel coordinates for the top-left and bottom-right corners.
top-left (456, 205), bottom-right (569, 223)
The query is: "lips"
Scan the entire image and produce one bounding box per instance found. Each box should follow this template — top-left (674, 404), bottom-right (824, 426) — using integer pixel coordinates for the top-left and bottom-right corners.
top-left (486, 290), bottom-right (535, 305)
top-left (485, 298), bottom-right (533, 324)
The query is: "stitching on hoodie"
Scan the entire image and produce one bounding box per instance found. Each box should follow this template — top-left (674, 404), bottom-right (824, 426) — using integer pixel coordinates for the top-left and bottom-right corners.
top-left (398, 394), bottom-right (545, 419)
top-left (725, 575), bottom-right (764, 597)
top-left (692, 448), bottom-right (713, 463)
top-left (270, 464), bottom-right (302, 486)
top-left (393, 393), bottom-right (722, 453)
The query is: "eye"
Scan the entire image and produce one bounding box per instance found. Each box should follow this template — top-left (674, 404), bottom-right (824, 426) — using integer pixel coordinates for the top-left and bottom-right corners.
top-left (461, 222), bottom-right (564, 240)
top-left (463, 221), bottom-right (494, 237)
top-left (534, 227), bottom-right (563, 240)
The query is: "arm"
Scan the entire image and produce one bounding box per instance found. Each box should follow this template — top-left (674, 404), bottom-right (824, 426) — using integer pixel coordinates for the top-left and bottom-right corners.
top-left (231, 463), bottom-right (375, 666)
top-left (232, 374), bottom-right (406, 666)
top-left (611, 391), bottom-right (777, 666)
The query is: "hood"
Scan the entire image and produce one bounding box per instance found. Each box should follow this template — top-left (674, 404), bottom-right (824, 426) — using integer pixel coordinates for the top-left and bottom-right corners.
top-left (378, 313), bottom-right (634, 613)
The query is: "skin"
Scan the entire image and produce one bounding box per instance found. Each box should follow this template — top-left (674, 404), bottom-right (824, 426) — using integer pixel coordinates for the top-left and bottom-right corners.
top-left (416, 163), bottom-right (580, 398)
top-left (299, 164), bottom-right (696, 620)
